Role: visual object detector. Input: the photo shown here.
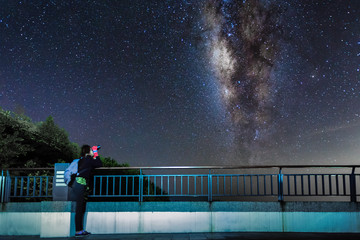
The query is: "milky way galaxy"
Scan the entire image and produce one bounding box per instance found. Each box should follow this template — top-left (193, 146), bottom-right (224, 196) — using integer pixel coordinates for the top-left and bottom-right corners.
top-left (1, 0), bottom-right (359, 166)
top-left (202, 0), bottom-right (284, 161)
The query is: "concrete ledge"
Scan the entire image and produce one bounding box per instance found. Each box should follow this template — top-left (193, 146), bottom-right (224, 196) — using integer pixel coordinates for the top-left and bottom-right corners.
top-left (85, 201), bottom-right (360, 212)
top-left (1, 202), bottom-right (41, 212)
top-left (1, 201), bottom-right (360, 237)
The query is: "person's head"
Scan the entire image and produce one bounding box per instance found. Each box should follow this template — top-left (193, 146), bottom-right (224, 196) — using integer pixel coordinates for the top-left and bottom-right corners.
top-left (80, 145), bottom-right (94, 157)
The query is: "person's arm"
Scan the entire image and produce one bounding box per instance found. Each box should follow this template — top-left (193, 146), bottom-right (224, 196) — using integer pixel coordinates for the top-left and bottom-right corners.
top-left (92, 156), bottom-right (103, 168)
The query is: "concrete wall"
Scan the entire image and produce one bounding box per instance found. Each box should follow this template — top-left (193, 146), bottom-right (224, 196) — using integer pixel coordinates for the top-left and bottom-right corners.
top-left (0, 201), bottom-right (75, 238)
top-left (1, 201), bottom-right (360, 237)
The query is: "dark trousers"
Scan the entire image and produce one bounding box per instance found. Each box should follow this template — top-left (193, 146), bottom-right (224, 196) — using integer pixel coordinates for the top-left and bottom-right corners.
top-left (69, 181), bottom-right (86, 232)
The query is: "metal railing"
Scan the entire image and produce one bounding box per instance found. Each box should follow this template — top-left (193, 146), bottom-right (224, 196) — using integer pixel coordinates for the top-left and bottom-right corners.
top-left (10, 175), bottom-right (53, 199)
top-left (2, 165), bottom-right (360, 202)
top-left (90, 165), bottom-right (360, 202)
top-left (1, 168), bottom-right (53, 202)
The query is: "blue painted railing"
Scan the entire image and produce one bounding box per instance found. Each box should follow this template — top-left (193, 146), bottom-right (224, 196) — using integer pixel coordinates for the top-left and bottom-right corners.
top-left (1, 169), bottom-right (53, 202)
top-left (11, 175), bottom-right (52, 198)
top-left (2, 165), bottom-right (360, 203)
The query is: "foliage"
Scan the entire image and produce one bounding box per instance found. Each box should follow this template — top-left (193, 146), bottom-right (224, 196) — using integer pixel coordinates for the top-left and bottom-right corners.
top-left (0, 108), bottom-right (169, 202)
top-left (0, 108), bottom-right (79, 168)
top-left (0, 108), bottom-right (169, 203)
top-left (100, 156), bottom-right (127, 167)
top-left (0, 109), bottom-right (35, 168)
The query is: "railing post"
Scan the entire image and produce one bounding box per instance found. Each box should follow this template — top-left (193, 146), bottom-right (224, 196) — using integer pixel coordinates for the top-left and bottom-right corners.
top-left (139, 169), bottom-right (143, 202)
top-left (2, 170), bottom-right (11, 203)
top-left (350, 167), bottom-right (356, 202)
top-left (278, 167), bottom-right (284, 202)
top-left (0, 170), bottom-right (4, 203)
top-left (208, 169), bottom-right (212, 202)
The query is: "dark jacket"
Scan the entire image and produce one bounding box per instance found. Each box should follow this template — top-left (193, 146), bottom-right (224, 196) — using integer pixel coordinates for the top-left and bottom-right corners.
top-left (77, 155), bottom-right (102, 184)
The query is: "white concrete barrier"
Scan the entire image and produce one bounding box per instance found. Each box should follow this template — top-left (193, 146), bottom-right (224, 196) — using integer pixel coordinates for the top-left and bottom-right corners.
top-left (1, 201), bottom-right (360, 237)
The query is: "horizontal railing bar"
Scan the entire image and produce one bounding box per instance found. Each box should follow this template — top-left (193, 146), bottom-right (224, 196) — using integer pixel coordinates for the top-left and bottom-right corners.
top-left (212, 174), bottom-right (276, 176)
top-left (4, 165), bottom-right (360, 172)
top-left (4, 168), bottom-right (54, 171)
top-left (284, 174), bottom-right (350, 176)
top-left (10, 196), bottom-right (52, 198)
top-left (94, 165), bottom-right (360, 170)
top-left (143, 174), bottom-right (209, 177)
top-left (143, 194), bottom-right (206, 196)
top-left (284, 194), bottom-right (352, 196)
top-left (94, 175), bottom-right (140, 177)
top-left (88, 195), bottom-right (139, 197)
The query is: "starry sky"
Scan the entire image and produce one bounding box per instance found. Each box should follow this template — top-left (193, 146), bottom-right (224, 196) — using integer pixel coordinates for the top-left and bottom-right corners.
top-left (1, 0), bottom-right (359, 166)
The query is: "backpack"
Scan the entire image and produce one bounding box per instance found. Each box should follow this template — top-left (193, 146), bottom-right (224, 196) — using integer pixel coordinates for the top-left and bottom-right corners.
top-left (64, 159), bottom-right (80, 187)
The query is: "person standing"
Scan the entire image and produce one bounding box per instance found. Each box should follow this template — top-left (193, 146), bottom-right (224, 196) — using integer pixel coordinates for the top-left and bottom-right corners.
top-left (69, 145), bottom-right (102, 236)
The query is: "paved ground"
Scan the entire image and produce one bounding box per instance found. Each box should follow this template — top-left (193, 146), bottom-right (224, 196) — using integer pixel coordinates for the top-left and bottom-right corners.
top-left (1, 232), bottom-right (360, 240)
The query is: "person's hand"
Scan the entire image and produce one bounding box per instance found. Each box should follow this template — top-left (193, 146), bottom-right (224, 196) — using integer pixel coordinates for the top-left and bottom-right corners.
top-left (92, 146), bottom-right (99, 158)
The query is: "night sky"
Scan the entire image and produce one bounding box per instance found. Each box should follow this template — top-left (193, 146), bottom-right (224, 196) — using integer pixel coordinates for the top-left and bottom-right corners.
top-left (1, 0), bottom-right (359, 166)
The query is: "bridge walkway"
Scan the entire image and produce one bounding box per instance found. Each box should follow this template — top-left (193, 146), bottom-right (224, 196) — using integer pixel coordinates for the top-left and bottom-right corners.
top-left (1, 232), bottom-right (360, 240)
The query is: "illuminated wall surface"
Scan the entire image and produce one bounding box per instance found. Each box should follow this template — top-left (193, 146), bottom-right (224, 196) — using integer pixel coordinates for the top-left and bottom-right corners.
top-left (1, 201), bottom-right (360, 237)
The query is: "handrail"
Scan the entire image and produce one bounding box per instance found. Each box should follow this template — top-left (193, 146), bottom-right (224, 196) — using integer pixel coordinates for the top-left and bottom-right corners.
top-left (4, 168), bottom-right (54, 171)
top-left (95, 165), bottom-right (360, 170)
top-left (4, 165), bottom-right (360, 171)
